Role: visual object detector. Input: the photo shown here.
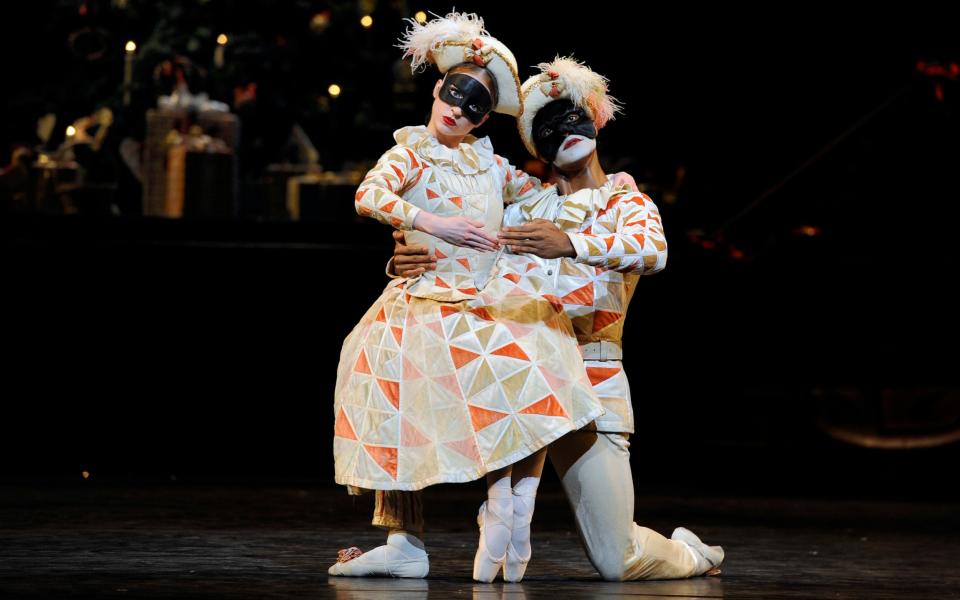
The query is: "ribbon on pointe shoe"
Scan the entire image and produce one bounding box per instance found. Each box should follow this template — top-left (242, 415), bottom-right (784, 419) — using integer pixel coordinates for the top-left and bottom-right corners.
top-left (336, 547), bottom-right (364, 564)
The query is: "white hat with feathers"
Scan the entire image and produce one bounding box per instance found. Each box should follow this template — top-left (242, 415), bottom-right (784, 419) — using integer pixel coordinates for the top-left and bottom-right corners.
top-left (398, 11), bottom-right (522, 117)
top-left (518, 56), bottom-right (623, 159)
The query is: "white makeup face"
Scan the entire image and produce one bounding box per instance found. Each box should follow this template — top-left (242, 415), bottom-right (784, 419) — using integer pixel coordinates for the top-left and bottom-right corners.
top-left (552, 134), bottom-right (597, 169)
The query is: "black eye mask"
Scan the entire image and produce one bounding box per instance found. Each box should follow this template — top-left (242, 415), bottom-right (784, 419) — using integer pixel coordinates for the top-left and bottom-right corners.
top-left (438, 73), bottom-right (494, 125)
top-left (532, 99), bottom-right (597, 162)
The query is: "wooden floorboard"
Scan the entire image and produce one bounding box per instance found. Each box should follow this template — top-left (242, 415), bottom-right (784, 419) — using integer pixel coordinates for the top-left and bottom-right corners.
top-left (1, 485), bottom-right (958, 599)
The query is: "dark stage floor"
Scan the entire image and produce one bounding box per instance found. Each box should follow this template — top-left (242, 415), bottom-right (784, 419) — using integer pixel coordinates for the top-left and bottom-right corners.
top-left (1, 484), bottom-right (958, 599)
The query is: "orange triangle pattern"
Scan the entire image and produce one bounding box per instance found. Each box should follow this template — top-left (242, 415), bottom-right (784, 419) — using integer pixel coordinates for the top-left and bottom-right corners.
top-left (592, 310), bottom-right (622, 333)
top-left (450, 346), bottom-right (480, 369)
top-left (334, 408), bottom-right (357, 440)
top-left (354, 349), bottom-right (372, 374)
top-left (586, 366), bottom-right (620, 386)
top-left (364, 445), bottom-right (398, 479)
top-left (542, 294), bottom-right (564, 313)
top-left (469, 405), bottom-right (509, 431)
top-left (405, 148), bottom-right (420, 169)
top-left (377, 378), bottom-right (400, 410)
top-left (519, 394), bottom-right (569, 418)
top-left (470, 307), bottom-right (495, 321)
top-left (561, 282), bottom-right (594, 306)
top-left (490, 342), bottom-right (530, 361)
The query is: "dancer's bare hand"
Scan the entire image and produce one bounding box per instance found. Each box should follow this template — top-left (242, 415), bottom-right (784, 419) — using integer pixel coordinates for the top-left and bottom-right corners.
top-left (391, 230), bottom-right (436, 277)
top-left (415, 212), bottom-right (499, 251)
top-left (498, 219), bottom-right (575, 259)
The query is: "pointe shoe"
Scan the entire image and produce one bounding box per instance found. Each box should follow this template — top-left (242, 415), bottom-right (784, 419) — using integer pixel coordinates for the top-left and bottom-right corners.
top-left (473, 500), bottom-right (511, 582)
top-left (671, 527), bottom-right (724, 576)
top-left (327, 544), bottom-right (429, 578)
top-left (503, 542), bottom-right (530, 582)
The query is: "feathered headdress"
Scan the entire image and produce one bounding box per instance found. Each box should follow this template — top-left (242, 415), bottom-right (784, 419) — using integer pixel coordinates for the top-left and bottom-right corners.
top-left (518, 56), bottom-right (623, 158)
top-left (397, 11), bottom-right (522, 117)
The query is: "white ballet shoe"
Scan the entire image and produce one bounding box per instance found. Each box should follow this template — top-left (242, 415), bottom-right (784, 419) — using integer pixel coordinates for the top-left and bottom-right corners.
top-left (671, 526), bottom-right (724, 576)
top-left (504, 477), bottom-right (538, 583)
top-left (473, 500), bottom-right (512, 582)
top-left (327, 540), bottom-right (429, 578)
top-left (503, 542), bottom-right (530, 582)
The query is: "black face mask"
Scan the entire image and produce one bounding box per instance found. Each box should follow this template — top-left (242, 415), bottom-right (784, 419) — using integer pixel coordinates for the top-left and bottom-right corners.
top-left (438, 73), bottom-right (494, 125)
top-left (532, 99), bottom-right (597, 162)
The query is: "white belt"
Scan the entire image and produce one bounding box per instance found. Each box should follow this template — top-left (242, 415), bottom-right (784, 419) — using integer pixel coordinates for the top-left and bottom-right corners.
top-left (580, 341), bottom-right (622, 361)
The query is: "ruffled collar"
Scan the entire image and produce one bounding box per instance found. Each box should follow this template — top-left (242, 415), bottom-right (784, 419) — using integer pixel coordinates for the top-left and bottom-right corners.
top-left (394, 125), bottom-right (494, 176)
top-left (554, 175), bottom-right (620, 229)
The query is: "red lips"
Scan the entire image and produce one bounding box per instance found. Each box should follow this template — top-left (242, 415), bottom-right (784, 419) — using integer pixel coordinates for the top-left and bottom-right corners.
top-left (562, 137), bottom-right (582, 150)
top-left (442, 116), bottom-right (457, 127)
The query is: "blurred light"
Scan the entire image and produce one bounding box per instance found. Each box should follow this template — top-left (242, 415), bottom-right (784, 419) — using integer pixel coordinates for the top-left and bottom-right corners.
top-left (414, 11), bottom-right (427, 24)
top-left (311, 11), bottom-right (331, 33)
top-left (729, 248), bottom-right (745, 260)
top-left (125, 40), bottom-right (136, 53)
top-left (360, 15), bottom-right (373, 28)
top-left (66, 126), bottom-right (77, 137)
top-left (81, 470), bottom-right (90, 479)
top-left (37, 154), bottom-right (49, 165)
top-left (328, 84), bottom-right (342, 97)
top-left (217, 34), bottom-right (228, 45)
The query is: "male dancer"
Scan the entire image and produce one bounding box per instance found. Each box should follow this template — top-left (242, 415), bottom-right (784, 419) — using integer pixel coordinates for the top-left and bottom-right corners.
top-left (391, 58), bottom-right (724, 580)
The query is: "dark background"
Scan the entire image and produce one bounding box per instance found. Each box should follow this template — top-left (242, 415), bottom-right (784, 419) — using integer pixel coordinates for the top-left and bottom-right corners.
top-left (3, 1), bottom-right (959, 500)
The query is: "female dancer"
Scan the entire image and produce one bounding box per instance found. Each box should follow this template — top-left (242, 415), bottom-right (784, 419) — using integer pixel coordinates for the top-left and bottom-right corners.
top-left (330, 13), bottom-right (604, 582)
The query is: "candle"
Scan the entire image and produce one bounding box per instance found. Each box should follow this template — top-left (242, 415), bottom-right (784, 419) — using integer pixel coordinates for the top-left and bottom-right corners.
top-left (214, 34), bottom-right (227, 69)
top-left (124, 40), bottom-right (136, 106)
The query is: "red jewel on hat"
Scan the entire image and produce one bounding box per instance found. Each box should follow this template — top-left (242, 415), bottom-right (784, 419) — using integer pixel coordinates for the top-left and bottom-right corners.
top-left (473, 38), bottom-right (484, 49)
top-left (547, 70), bottom-right (559, 79)
top-left (472, 54), bottom-right (485, 66)
top-left (548, 82), bottom-right (561, 97)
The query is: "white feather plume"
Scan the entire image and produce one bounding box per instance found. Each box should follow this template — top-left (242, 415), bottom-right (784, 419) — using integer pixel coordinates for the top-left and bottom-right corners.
top-left (397, 11), bottom-right (488, 73)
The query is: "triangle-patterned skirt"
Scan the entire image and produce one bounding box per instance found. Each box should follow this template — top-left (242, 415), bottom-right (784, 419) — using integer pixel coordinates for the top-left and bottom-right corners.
top-left (333, 257), bottom-right (604, 491)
